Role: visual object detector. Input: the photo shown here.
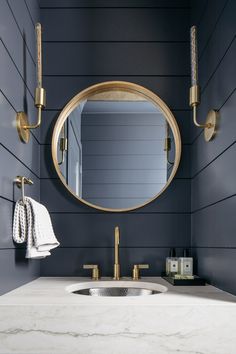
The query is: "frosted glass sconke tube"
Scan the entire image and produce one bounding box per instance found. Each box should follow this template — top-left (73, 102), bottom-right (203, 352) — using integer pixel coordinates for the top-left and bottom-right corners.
top-left (16, 23), bottom-right (46, 144)
top-left (36, 23), bottom-right (42, 88)
top-left (190, 26), bottom-right (198, 86)
top-left (189, 25), bottom-right (218, 142)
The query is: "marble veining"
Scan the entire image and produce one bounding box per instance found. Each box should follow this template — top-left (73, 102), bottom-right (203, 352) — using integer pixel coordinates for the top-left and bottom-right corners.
top-left (0, 277), bottom-right (236, 354)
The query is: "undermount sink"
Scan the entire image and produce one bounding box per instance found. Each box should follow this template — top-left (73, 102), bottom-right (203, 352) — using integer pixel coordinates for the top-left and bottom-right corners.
top-left (66, 281), bottom-right (168, 297)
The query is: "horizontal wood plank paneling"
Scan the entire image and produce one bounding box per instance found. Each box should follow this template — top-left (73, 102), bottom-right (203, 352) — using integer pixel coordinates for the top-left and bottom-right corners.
top-left (40, 0), bottom-right (190, 8)
top-left (0, 0), bottom-right (40, 294)
top-left (0, 1), bottom-right (36, 96)
top-left (41, 178), bottom-right (190, 213)
top-left (197, 0), bottom-right (228, 55)
top-left (82, 140), bottom-right (166, 155)
top-left (199, 0), bottom-right (236, 89)
top-left (25, 0), bottom-right (40, 24)
top-left (0, 249), bottom-right (39, 296)
top-left (51, 213), bottom-right (190, 247)
top-left (0, 41), bottom-right (35, 122)
top-left (192, 196), bottom-right (236, 248)
top-left (40, 110), bottom-right (191, 144)
top-left (7, 0), bottom-right (36, 62)
top-left (44, 42), bottom-right (189, 76)
top-left (0, 92), bottom-right (40, 177)
top-left (82, 124), bottom-right (166, 140)
top-left (191, 142), bottom-right (236, 212)
top-left (41, 8), bottom-right (189, 42)
top-left (0, 145), bottom-right (40, 202)
top-left (192, 248), bottom-right (236, 296)
top-left (40, 144), bottom-right (190, 179)
top-left (190, 36), bottom-right (236, 140)
top-left (82, 170), bottom-right (167, 184)
top-left (191, 89), bottom-right (236, 177)
top-left (40, 247), bottom-right (185, 277)
top-left (191, 0), bottom-right (236, 295)
top-left (192, 40), bottom-right (236, 139)
top-left (40, 2), bottom-right (191, 276)
top-left (44, 76), bottom-right (190, 110)
top-left (0, 198), bottom-right (15, 249)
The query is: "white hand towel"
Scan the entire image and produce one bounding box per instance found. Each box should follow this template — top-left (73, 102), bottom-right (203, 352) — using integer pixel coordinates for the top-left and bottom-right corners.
top-left (13, 197), bottom-right (60, 259)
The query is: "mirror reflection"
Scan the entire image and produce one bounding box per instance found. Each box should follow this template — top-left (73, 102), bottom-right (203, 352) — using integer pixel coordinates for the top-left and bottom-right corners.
top-left (55, 88), bottom-right (178, 211)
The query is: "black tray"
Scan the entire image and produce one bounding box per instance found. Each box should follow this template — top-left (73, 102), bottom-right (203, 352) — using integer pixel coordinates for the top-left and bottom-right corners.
top-left (162, 276), bottom-right (206, 286)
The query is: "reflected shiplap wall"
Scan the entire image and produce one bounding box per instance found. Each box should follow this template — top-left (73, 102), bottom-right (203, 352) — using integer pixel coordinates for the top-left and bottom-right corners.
top-left (0, 0), bottom-right (40, 295)
top-left (40, 0), bottom-right (191, 276)
top-left (81, 101), bottom-right (167, 209)
top-left (190, 0), bottom-right (236, 294)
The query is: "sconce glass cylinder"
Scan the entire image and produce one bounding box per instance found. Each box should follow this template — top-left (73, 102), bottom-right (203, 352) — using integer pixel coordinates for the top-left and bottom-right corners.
top-left (189, 25), bottom-right (218, 142)
top-left (16, 23), bottom-right (46, 143)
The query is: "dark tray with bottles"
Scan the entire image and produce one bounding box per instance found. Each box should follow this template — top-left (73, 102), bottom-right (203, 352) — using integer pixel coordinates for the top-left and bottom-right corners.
top-left (162, 276), bottom-right (206, 286)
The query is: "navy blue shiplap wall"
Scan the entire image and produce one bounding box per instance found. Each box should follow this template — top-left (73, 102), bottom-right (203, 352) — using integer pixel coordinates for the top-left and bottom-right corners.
top-left (0, 0), bottom-right (40, 295)
top-left (1, 0), bottom-right (235, 296)
top-left (190, 0), bottom-right (236, 295)
top-left (40, 0), bottom-right (191, 276)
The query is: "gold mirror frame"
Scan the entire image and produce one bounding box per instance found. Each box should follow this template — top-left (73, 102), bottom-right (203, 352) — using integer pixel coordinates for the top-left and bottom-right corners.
top-left (51, 81), bottom-right (182, 212)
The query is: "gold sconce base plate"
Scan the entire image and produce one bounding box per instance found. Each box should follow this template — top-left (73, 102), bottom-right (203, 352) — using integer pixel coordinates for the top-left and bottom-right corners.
top-left (16, 112), bottom-right (30, 144)
top-left (204, 109), bottom-right (218, 142)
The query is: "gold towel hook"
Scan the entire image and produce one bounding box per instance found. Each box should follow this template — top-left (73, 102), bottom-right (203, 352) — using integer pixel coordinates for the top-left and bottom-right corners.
top-left (14, 176), bottom-right (34, 204)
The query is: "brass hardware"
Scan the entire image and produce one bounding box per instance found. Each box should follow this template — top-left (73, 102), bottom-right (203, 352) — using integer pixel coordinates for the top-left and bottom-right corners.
top-left (113, 226), bottom-right (120, 280)
top-left (190, 26), bottom-right (218, 142)
top-left (132, 264), bottom-right (149, 280)
top-left (189, 85), bottom-right (200, 106)
top-left (14, 176), bottom-right (34, 204)
top-left (164, 124), bottom-right (174, 165)
top-left (83, 264), bottom-right (100, 280)
top-left (164, 137), bottom-right (171, 152)
top-left (16, 23), bottom-right (46, 143)
top-left (58, 124), bottom-right (68, 165)
top-left (51, 81), bottom-right (182, 212)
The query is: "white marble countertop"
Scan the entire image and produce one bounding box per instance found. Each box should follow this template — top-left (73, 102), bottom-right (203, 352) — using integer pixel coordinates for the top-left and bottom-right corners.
top-left (0, 277), bottom-right (236, 354)
top-left (0, 276), bottom-right (236, 306)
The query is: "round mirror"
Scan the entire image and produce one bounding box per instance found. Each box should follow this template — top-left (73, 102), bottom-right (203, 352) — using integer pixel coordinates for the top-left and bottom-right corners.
top-left (52, 81), bottom-right (181, 212)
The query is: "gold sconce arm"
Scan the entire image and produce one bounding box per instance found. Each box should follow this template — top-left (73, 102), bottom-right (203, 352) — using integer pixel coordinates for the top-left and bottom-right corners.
top-left (189, 84), bottom-right (218, 141)
top-left (22, 87), bottom-right (46, 130)
top-left (16, 23), bottom-right (46, 143)
top-left (58, 137), bottom-right (68, 165)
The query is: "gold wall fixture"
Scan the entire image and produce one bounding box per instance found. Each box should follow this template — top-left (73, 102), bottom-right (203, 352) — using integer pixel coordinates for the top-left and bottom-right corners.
top-left (190, 26), bottom-right (218, 142)
top-left (164, 124), bottom-right (174, 165)
top-left (58, 124), bottom-right (68, 165)
top-left (14, 176), bottom-right (34, 204)
top-left (16, 23), bottom-right (46, 143)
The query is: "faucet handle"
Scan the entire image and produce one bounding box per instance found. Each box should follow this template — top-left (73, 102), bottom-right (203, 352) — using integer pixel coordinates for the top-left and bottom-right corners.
top-left (83, 264), bottom-right (100, 280)
top-left (132, 264), bottom-right (149, 280)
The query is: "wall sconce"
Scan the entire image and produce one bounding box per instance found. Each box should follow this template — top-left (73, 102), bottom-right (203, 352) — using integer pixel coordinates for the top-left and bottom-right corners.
top-left (164, 124), bottom-right (174, 165)
top-left (16, 23), bottom-right (46, 143)
top-left (58, 124), bottom-right (68, 165)
top-left (189, 26), bottom-right (218, 142)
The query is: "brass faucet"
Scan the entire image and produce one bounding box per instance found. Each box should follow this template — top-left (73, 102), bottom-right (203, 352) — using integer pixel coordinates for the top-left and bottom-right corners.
top-left (113, 226), bottom-right (120, 280)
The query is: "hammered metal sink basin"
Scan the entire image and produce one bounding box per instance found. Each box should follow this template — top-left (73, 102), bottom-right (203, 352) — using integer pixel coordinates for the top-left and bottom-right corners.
top-left (66, 281), bottom-right (168, 297)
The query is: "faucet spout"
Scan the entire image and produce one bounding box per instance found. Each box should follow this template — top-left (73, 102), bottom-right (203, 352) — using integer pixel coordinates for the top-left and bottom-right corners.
top-left (113, 226), bottom-right (120, 280)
